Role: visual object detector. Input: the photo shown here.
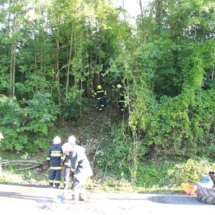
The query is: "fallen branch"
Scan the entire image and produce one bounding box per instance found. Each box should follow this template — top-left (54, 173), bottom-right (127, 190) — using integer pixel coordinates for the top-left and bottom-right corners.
top-left (0, 160), bottom-right (46, 171)
top-left (0, 160), bottom-right (39, 165)
top-left (15, 164), bottom-right (42, 171)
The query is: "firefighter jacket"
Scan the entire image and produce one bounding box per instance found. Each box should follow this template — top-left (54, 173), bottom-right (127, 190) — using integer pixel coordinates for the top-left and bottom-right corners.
top-left (93, 89), bottom-right (107, 100)
top-left (69, 145), bottom-right (93, 178)
top-left (118, 87), bottom-right (125, 102)
top-left (46, 144), bottom-right (62, 170)
top-left (60, 153), bottom-right (71, 167)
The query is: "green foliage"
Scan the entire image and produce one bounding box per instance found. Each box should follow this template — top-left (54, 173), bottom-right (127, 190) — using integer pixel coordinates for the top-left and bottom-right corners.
top-left (133, 158), bottom-right (214, 189)
top-left (61, 86), bottom-right (92, 120)
top-left (165, 158), bottom-right (212, 186)
top-left (0, 0), bottom-right (215, 189)
top-left (136, 160), bottom-right (176, 188)
top-left (0, 93), bottom-right (58, 152)
top-left (96, 123), bottom-right (132, 180)
top-left (144, 82), bottom-right (215, 158)
top-left (98, 176), bottom-right (134, 192)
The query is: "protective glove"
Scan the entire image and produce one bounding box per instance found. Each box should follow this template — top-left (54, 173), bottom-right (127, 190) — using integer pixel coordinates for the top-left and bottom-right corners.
top-left (70, 171), bottom-right (74, 177)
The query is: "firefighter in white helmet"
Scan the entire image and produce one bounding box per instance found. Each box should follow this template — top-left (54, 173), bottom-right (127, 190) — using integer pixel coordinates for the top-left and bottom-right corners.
top-left (67, 135), bottom-right (93, 201)
top-left (46, 136), bottom-right (63, 188)
top-left (117, 84), bottom-right (126, 114)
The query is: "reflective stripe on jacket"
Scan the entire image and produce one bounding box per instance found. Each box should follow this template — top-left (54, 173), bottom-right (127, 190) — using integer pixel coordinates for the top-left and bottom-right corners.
top-left (47, 144), bottom-right (62, 167)
top-left (69, 145), bottom-right (93, 177)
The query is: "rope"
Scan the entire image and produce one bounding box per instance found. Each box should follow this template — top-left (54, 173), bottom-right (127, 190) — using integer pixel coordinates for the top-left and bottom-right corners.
top-left (69, 107), bottom-right (108, 138)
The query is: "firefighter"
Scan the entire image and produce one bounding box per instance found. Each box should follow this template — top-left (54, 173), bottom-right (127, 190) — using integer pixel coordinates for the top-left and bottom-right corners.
top-left (46, 136), bottom-right (63, 188)
top-left (61, 142), bottom-right (72, 190)
top-left (117, 84), bottom-right (126, 114)
top-left (92, 85), bottom-right (107, 111)
top-left (67, 135), bottom-right (93, 202)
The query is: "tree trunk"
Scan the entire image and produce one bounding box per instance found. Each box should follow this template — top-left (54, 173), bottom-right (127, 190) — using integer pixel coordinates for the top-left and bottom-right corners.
top-left (10, 42), bottom-right (15, 97)
top-left (10, 13), bottom-right (17, 98)
top-left (95, 24), bottom-right (102, 86)
top-left (55, 39), bottom-right (62, 122)
top-left (155, 0), bottom-right (162, 36)
top-left (212, 65), bottom-right (214, 80)
top-left (66, 22), bottom-right (74, 101)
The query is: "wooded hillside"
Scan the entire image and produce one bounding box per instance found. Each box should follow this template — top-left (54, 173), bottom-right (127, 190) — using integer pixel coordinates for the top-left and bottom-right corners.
top-left (0, 0), bottom-right (215, 182)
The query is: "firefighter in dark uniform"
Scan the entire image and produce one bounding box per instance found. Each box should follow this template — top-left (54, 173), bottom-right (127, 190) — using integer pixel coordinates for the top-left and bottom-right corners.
top-left (67, 135), bottom-right (93, 202)
top-left (117, 84), bottom-right (126, 114)
top-left (61, 142), bottom-right (72, 190)
top-left (92, 85), bottom-right (107, 111)
top-left (46, 136), bottom-right (62, 188)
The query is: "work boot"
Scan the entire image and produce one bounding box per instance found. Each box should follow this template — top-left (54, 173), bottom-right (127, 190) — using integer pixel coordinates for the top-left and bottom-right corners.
top-left (49, 182), bottom-right (53, 188)
top-left (64, 183), bottom-right (68, 190)
top-left (79, 192), bottom-right (86, 201)
top-left (71, 194), bottom-right (79, 203)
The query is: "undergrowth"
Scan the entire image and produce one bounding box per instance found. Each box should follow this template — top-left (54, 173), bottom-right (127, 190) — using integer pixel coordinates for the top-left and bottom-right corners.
top-left (1, 151), bottom-right (214, 194)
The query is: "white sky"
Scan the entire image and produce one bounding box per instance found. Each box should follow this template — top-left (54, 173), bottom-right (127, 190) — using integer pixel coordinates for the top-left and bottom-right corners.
top-left (115, 0), bottom-right (151, 17)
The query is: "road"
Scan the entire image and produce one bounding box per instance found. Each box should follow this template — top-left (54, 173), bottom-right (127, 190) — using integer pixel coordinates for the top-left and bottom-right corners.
top-left (0, 184), bottom-right (214, 215)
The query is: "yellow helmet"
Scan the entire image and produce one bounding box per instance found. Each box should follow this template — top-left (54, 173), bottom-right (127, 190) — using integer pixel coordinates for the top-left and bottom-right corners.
top-left (97, 85), bottom-right (102, 90)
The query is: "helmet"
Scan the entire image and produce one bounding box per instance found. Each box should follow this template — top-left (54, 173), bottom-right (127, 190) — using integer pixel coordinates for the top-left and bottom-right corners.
top-left (97, 85), bottom-right (102, 90)
top-left (62, 142), bottom-right (72, 153)
top-left (68, 135), bottom-right (76, 145)
top-left (53, 136), bottom-right (61, 144)
top-left (0, 133), bottom-right (4, 139)
top-left (117, 84), bottom-right (122, 89)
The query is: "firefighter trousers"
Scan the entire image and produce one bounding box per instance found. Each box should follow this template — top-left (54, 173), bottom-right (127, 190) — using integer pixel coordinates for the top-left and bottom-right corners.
top-left (49, 168), bottom-right (61, 188)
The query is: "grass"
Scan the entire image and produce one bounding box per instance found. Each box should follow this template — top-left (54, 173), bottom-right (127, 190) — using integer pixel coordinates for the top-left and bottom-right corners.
top-left (89, 176), bottom-right (183, 194)
top-left (0, 151), bottom-right (48, 185)
top-left (0, 150), bottom-right (187, 194)
top-left (0, 160), bottom-right (184, 194)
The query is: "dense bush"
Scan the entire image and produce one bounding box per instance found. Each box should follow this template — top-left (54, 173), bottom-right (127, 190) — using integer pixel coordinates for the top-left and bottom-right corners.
top-left (0, 93), bottom-right (58, 152)
top-left (135, 160), bottom-right (176, 187)
top-left (165, 158), bottom-right (213, 186)
top-left (96, 123), bottom-right (132, 180)
top-left (135, 158), bottom-right (214, 188)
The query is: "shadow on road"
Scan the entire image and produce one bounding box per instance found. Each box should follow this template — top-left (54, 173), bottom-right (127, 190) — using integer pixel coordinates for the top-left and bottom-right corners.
top-left (147, 195), bottom-right (203, 205)
top-left (0, 191), bottom-right (52, 203)
top-left (106, 193), bottom-right (207, 206)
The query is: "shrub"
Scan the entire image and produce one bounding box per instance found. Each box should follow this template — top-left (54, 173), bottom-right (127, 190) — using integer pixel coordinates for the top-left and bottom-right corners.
top-left (0, 93), bottom-right (58, 152)
top-left (165, 158), bottom-right (212, 186)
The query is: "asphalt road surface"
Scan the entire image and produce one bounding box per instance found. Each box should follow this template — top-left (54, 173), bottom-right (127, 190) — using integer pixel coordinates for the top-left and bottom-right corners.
top-left (0, 184), bottom-right (214, 215)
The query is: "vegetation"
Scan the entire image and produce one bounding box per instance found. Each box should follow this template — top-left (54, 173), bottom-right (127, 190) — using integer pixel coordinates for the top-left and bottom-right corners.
top-left (0, 0), bottom-right (215, 191)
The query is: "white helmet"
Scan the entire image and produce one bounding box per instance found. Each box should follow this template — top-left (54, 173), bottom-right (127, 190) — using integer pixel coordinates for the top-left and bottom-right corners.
top-left (0, 133), bottom-right (4, 140)
top-left (62, 142), bottom-right (72, 153)
top-left (53, 136), bottom-right (61, 144)
top-left (68, 135), bottom-right (76, 145)
top-left (117, 84), bottom-right (122, 89)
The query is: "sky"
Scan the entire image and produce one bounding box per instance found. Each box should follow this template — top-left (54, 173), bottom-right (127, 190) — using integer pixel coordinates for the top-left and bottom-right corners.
top-left (115, 0), bottom-right (152, 18)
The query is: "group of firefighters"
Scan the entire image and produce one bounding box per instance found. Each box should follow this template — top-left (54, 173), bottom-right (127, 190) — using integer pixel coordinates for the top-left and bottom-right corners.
top-left (46, 84), bottom-right (126, 202)
top-left (93, 84), bottom-right (126, 114)
top-left (1, 84), bottom-right (126, 203)
top-left (47, 135), bottom-right (93, 202)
